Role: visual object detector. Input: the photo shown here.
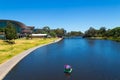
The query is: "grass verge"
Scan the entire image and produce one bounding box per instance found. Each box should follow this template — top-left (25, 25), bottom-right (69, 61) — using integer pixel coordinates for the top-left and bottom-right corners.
top-left (0, 38), bottom-right (58, 64)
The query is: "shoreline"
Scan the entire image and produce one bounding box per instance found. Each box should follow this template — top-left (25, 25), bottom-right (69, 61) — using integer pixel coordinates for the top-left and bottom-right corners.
top-left (0, 38), bottom-right (62, 80)
top-left (84, 37), bottom-right (120, 42)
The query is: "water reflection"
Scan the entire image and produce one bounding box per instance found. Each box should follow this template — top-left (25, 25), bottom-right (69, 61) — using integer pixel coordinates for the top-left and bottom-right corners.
top-left (64, 73), bottom-right (71, 79)
top-left (86, 39), bottom-right (95, 46)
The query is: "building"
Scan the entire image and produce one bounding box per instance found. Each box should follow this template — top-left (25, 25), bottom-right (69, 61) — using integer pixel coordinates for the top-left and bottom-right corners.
top-left (0, 20), bottom-right (34, 33)
top-left (31, 34), bottom-right (47, 38)
top-left (0, 20), bottom-right (34, 39)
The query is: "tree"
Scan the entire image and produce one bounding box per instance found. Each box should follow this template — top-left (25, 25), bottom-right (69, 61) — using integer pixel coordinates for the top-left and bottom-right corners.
top-left (84, 27), bottom-right (97, 37)
top-left (49, 30), bottom-right (57, 37)
top-left (105, 29), bottom-right (111, 37)
top-left (5, 22), bottom-right (17, 43)
top-left (54, 28), bottom-right (66, 37)
top-left (0, 28), bottom-right (5, 32)
top-left (42, 26), bottom-right (50, 34)
top-left (98, 27), bottom-right (106, 37)
top-left (66, 31), bottom-right (83, 37)
top-left (70, 31), bottom-right (83, 36)
top-left (109, 27), bottom-right (120, 37)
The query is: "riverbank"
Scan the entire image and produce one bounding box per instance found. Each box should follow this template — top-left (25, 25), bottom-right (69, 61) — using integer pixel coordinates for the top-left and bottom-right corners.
top-left (0, 38), bottom-right (58, 64)
top-left (84, 37), bottom-right (120, 42)
top-left (0, 38), bottom-right (62, 80)
top-left (107, 37), bottom-right (120, 42)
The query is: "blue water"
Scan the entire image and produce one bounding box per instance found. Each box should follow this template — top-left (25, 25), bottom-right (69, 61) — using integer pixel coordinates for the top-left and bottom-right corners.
top-left (4, 38), bottom-right (120, 80)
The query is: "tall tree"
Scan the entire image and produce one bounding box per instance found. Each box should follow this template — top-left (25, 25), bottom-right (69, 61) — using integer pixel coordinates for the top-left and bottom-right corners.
top-left (5, 22), bottom-right (17, 42)
top-left (0, 28), bottom-right (5, 32)
top-left (98, 27), bottom-right (106, 37)
top-left (43, 26), bottom-right (50, 34)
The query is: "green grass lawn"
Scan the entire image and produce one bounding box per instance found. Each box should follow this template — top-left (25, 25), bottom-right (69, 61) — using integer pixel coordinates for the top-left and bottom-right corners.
top-left (0, 38), bottom-right (58, 64)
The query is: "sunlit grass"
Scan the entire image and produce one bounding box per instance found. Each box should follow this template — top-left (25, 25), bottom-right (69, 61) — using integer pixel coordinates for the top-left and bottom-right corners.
top-left (0, 38), bottom-right (58, 64)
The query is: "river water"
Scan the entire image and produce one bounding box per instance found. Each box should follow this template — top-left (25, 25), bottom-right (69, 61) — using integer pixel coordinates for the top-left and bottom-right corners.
top-left (4, 38), bottom-right (120, 80)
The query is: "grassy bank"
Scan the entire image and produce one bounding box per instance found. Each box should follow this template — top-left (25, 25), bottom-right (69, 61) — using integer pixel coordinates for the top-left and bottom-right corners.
top-left (85, 37), bottom-right (120, 42)
top-left (107, 37), bottom-right (120, 42)
top-left (0, 38), bottom-right (58, 64)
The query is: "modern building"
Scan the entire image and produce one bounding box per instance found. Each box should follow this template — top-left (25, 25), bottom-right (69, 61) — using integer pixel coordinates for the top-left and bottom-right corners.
top-left (0, 20), bottom-right (34, 39)
top-left (0, 20), bottom-right (34, 33)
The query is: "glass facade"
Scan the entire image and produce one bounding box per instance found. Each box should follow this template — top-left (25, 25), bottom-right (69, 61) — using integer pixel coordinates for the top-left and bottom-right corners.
top-left (0, 21), bottom-right (22, 33)
top-left (0, 21), bottom-right (6, 28)
top-left (0, 20), bottom-right (26, 33)
top-left (11, 22), bottom-right (22, 33)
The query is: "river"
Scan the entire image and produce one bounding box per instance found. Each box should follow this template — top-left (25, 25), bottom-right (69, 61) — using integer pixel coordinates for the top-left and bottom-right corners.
top-left (4, 38), bottom-right (120, 80)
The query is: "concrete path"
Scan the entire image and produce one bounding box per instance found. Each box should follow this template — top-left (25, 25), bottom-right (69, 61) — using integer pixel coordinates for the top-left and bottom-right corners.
top-left (0, 38), bottom-right (62, 80)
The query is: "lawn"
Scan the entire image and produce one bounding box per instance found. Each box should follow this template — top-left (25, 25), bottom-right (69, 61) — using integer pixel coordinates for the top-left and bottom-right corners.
top-left (0, 38), bottom-right (58, 64)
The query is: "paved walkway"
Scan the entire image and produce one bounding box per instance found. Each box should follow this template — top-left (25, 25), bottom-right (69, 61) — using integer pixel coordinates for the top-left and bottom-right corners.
top-left (0, 38), bottom-right (62, 80)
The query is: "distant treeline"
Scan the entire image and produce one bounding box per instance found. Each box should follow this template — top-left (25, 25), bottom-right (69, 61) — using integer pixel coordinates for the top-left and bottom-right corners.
top-left (1, 24), bottom-right (120, 41)
top-left (34, 26), bottom-right (83, 37)
top-left (65, 31), bottom-right (83, 37)
top-left (83, 27), bottom-right (120, 41)
top-left (34, 26), bottom-right (66, 37)
top-left (31, 26), bottom-right (120, 41)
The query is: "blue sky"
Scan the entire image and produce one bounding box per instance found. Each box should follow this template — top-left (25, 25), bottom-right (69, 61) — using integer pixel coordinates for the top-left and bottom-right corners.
top-left (0, 0), bottom-right (120, 32)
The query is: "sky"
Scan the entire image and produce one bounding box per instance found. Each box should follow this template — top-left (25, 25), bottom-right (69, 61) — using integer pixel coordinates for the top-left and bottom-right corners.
top-left (0, 0), bottom-right (120, 32)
